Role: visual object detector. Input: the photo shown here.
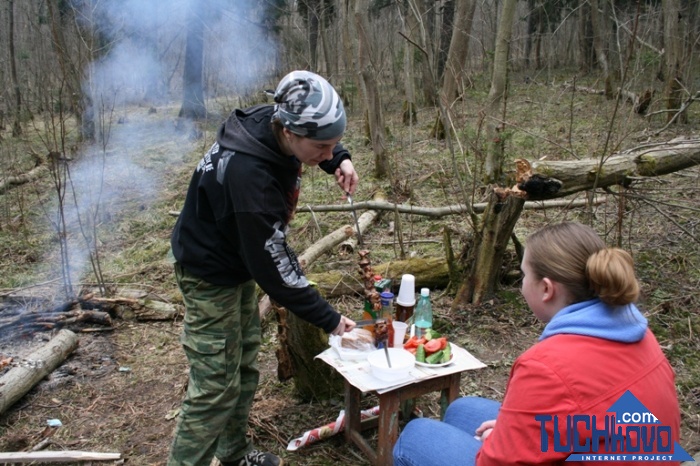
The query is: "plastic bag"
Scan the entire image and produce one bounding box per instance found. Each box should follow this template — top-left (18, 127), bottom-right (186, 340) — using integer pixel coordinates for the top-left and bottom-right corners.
top-left (329, 328), bottom-right (376, 361)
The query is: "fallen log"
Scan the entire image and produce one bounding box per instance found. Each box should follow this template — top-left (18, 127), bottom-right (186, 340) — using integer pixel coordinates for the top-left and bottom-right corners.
top-left (0, 450), bottom-right (120, 463)
top-left (520, 138), bottom-right (700, 200)
top-left (0, 165), bottom-right (48, 195)
top-left (0, 329), bottom-right (79, 415)
top-left (307, 256), bottom-right (449, 301)
top-left (81, 295), bottom-right (181, 321)
top-left (296, 197), bottom-right (599, 217)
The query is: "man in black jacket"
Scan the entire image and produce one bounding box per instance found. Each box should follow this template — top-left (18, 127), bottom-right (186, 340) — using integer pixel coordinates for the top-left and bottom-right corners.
top-left (168, 71), bottom-right (358, 466)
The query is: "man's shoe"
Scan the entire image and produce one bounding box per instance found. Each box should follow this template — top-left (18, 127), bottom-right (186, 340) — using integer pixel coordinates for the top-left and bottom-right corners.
top-left (221, 450), bottom-right (283, 466)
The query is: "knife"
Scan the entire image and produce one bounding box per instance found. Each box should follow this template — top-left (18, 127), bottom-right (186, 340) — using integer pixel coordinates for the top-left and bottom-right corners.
top-left (354, 318), bottom-right (385, 326)
top-left (346, 192), bottom-right (364, 247)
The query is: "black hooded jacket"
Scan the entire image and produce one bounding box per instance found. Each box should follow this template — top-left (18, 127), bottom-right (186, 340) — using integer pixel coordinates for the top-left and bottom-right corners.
top-left (171, 105), bottom-right (350, 333)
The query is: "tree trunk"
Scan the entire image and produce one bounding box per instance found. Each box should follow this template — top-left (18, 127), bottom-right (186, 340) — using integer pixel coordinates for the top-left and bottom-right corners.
top-left (0, 329), bottom-right (79, 415)
top-left (578, 2), bottom-right (595, 73)
top-left (179, 2), bottom-right (206, 120)
top-left (308, 2), bottom-right (320, 71)
top-left (663, 0), bottom-right (687, 124)
top-left (284, 306), bottom-right (345, 401)
top-left (437, 0), bottom-right (455, 81)
top-left (354, 0), bottom-right (389, 178)
top-left (589, 0), bottom-right (613, 98)
top-left (406, 0), bottom-right (438, 106)
top-left (441, 0), bottom-right (476, 108)
top-left (452, 189), bottom-right (525, 307)
top-left (9, 0), bottom-right (22, 137)
top-left (47, 0), bottom-right (91, 140)
top-left (400, 1), bottom-right (418, 125)
top-left (483, 0), bottom-right (517, 184)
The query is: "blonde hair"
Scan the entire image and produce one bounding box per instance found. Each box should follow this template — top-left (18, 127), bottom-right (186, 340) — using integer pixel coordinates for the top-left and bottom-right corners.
top-left (525, 222), bottom-right (639, 306)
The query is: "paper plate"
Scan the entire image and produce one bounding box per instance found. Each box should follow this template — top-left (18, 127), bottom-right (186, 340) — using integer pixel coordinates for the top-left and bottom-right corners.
top-left (415, 343), bottom-right (455, 368)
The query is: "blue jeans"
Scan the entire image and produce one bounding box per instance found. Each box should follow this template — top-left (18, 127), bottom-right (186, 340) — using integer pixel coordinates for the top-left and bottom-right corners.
top-left (393, 397), bottom-right (501, 466)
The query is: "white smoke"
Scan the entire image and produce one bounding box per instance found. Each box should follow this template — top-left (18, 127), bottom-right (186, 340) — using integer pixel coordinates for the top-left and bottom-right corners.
top-left (43, 0), bottom-right (280, 297)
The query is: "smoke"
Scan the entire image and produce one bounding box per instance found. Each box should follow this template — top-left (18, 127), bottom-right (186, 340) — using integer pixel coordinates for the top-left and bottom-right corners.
top-left (43, 0), bottom-right (280, 298)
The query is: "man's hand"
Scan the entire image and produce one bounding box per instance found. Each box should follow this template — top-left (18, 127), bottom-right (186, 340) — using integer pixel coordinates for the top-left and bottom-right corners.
top-left (331, 315), bottom-right (356, 336)
top-left (475, 419), bottom-right (497, 441)
top-left (335, 159), bottom-right (359, 195)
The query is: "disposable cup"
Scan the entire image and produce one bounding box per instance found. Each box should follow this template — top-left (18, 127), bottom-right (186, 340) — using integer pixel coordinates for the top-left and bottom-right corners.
top-left (396, 274), bottom-right (416, 307)
top-left (392, 321), bottom-right (409, 347)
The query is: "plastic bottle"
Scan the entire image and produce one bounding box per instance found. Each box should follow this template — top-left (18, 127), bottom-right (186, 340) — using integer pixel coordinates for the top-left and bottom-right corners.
top-left (413, 288), bottom-right (432, 339)
top-left (376, 291), bottom-right (395, 348)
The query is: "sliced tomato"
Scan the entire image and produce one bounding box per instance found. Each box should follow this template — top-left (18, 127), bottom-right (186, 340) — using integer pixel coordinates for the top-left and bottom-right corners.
top-left (403, 336), bottom-right (427, 350)
top-left (403, 336), bottom-right (419, 349)
top-left (405, 347), bottom-right (417, 355)
top-left (423, 338), bottom-right (442, 354)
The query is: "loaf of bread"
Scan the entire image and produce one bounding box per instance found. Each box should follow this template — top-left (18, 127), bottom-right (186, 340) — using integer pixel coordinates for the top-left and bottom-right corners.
top-left (340, 328), bottom-right (374, 350)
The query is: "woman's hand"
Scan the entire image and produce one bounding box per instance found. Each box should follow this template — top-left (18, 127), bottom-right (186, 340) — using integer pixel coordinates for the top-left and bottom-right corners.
top-left (331, 315), bottom-right (356, 336)
top-left (335, 159), bottom-right (359, 195)
top-left (475, 419), bottom-right (497, 441)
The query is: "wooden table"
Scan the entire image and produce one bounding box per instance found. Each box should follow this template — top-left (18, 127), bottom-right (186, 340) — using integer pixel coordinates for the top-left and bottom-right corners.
top-left (343, 371), bottom-right (463, 466)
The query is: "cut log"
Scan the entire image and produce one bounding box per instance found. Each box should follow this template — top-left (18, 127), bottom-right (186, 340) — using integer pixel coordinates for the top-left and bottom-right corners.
top-left (0, 329), bottom-right (79, 415)
top-left (521, 138), bottom-right (700, 200)
top-left (0, 450), bottom-right (120, 463)
top-left (453, 189), bottom-right (525, 307)
top-left (83, 296), bottom-right (182, 321)
top-left (307, 256), bottom-right (449, 301)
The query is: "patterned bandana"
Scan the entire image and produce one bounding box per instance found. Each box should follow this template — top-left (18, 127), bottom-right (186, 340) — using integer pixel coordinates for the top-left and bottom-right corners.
top-left (272, 71), bottom-right (346, 140)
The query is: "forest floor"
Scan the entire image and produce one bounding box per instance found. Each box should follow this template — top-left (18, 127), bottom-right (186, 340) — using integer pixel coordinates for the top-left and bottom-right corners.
top-left (0, 72), bottom-right (699, 465)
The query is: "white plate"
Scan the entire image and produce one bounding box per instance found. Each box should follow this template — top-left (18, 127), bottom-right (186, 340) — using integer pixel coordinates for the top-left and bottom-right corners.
top-left (414, 343), bottom-right (455, 367)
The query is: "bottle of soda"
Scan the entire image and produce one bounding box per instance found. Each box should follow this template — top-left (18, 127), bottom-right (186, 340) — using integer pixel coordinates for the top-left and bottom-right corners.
top-left (413, 288), bottom-right (432, 339)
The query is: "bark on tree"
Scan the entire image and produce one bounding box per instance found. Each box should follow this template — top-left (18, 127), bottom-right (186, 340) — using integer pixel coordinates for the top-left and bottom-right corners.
top-left (578, 2), bottom-right (595, 73)
top-left (399, 1), bottom-right (418, 125)
top-left (662, 0), bottom-right (687, 124)
top-left (9, 0), bottom-right (22, 137)
top-left (0, 329), bottom-right (79, 415)
top-left (441, 0), bottom-right (476, 108)
top-left (589, 0), bottom-right (613, 98)
top-left (452, 189), bottom-right (525, 308)
top-left (47, 0), bottom-right (92, 140)
top-left (354, 0), bottom-right (389, 178)
top-left (483, 0), bottom-right (517, 184)
top-left (522, 138), bottom-right (700, 200)
top-left (179, 2), bottom-right (206, 120)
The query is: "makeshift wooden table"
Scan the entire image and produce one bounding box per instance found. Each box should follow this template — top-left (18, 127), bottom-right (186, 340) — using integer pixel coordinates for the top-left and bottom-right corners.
top-left (316, 342), bottom-right (486, 466)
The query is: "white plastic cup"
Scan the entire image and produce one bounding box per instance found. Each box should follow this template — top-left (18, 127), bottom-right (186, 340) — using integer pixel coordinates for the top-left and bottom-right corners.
top-left (392, 321), bottom-right (409, 347)
top-left (396, 274), bottom-right (416, 307)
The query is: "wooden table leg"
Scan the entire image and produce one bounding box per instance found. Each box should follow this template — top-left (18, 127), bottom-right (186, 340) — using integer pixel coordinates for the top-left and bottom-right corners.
top-left (344, 381), bottom-right (377, 464)
top-left (439, 373), bottom-right (461, 418)
top-left (376, 391), bottom-right (401, 466)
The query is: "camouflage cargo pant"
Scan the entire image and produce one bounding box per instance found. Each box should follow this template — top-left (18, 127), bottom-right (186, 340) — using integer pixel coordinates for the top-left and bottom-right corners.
top-left (167, 263), bottom-right (261, 466)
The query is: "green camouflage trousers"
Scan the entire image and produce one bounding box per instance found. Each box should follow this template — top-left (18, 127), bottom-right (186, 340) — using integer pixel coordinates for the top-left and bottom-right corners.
top-left (167, 263), bottom-right (261, 466)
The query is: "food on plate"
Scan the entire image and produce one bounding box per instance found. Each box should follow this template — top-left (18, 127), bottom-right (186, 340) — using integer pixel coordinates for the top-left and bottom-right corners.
top-left (340, 328), bottom-right (374, 349)
top-left (404, 332), bottom-right (452, 364)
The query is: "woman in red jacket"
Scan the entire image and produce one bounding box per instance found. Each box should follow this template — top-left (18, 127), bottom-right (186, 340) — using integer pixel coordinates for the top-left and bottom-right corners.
top-left (393, 222), bottom-right (689, 465)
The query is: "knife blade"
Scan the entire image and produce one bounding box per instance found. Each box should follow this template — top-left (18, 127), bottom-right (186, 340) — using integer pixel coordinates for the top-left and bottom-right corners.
top-left (354, 318), bottom-right (382, 326)
top-left (346, 193), bottom-right (364, 247)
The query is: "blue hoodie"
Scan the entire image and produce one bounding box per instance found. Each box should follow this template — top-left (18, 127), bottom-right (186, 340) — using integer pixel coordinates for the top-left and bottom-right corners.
top-left (539, 298), bottom-right (648, 343)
